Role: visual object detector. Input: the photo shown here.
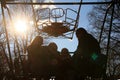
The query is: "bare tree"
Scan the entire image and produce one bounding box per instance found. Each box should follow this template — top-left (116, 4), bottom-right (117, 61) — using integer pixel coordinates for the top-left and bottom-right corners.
top-left (88, 0), bottom-right (120, 78)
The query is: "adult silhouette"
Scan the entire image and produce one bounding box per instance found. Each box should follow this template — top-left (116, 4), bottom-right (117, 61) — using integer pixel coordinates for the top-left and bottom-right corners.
top-left (72, 28), bottom-right (106, 79)
top-left (27, 36), bottom-right (47, 79)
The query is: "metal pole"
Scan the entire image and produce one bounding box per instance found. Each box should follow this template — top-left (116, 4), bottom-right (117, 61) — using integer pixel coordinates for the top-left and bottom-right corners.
top-left (99, 3), bottom-right (113, 43)
top-left (71, 0), bottom-right (82, 39)
top-left (30, 0), bottom-right (39, 33)
top-left (106, 0), bottom-right (115, 75)
top-left (1, 2), bottom-right (14, 73)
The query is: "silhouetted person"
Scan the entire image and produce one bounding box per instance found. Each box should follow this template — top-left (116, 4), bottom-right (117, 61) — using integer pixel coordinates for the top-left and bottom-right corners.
top-left (72, 28), bottom-right (106, 79)
top-left (27, 36), bottom-right (46, 79)
top-left (47, 42), bottom-right (60, 79)
top-left (59, 48), bottom-right (73, 80)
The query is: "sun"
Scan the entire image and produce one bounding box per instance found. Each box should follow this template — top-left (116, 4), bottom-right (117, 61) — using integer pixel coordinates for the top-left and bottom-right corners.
top-left (14, 19), bottom-right (28, 34)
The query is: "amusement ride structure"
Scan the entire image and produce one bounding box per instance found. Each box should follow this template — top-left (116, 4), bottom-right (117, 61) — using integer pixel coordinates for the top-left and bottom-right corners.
top-left (0, 0), bottom-right (120, 79)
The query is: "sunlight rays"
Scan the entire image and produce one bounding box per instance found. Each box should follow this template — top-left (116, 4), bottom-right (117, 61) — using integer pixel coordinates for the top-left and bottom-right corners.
top-left (12, 17), bottom-right (30, 37)
top-left (14, 20), bottom-right (27, 33)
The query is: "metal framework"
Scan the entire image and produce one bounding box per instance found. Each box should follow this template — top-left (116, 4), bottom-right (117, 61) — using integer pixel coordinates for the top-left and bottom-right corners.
top-left (0, 0), bottom-right (120, 79)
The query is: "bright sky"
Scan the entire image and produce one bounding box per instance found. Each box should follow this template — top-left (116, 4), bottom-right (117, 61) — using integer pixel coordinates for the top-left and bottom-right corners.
top-left (48, 0), bottom-right (97, 52)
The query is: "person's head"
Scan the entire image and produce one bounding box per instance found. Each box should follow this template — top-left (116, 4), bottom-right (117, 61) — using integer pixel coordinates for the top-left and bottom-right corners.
top-left (31, 36), bottom-right (43, 46)
top-left (61, 48), bottom-right (69, 54)
top-left (76, 28), bottom-right (87, 39)
top-left (48, 42), bottom-right (58, 51)
top-left (61, 48), bottom-right (69, 56)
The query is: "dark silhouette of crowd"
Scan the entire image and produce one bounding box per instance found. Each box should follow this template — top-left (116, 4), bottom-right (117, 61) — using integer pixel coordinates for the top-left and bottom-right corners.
top-left (26, 28), bottom-right (107, 80)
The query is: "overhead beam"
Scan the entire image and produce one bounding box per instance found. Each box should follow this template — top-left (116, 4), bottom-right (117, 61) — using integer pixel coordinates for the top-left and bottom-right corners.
top-left (5, 1), bottom-right (113, 5)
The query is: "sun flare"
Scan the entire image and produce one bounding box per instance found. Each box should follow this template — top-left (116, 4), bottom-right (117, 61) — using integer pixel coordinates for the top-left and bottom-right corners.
top-left (14, 20), bottom-right (28, 34)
